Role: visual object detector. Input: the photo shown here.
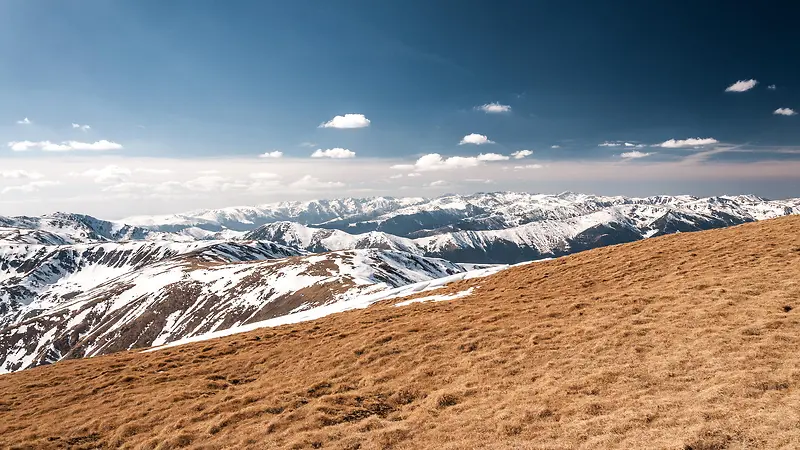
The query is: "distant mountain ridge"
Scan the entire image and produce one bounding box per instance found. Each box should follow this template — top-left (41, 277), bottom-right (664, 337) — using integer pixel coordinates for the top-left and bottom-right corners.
top-left (3, 193), bottom-right (798, 249)
top-left (1, 191), bottom-right (799, 373)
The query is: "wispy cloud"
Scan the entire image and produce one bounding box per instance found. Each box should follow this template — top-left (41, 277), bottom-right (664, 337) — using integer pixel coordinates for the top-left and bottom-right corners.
top-left (135, 168), bottom-right (173, 175)
top-left (259, 150), bottom-right (284, 158)
top-left (768, 84), bottom-right (777, 90)
top-left (290, 175), bottom-right (345, 189)
top-left (7, 140), bottom-right (123, 152)
top-left (299, 142), bottom-right (317, 148)
top-left (427, 180), bottom-right (449, 187)
top-left (620, 151), bottom-right (652, 159)
top-left (513, 164), bottom-right (543, 170)
top-left (249, 172), bottom-right (280, 180)
top-left (510, 150), bottom-right (533, 159)
top-left (658, 138), bottom-right (719, 148)
top-left (550, 145), bottom-right (561, 149)
top-left (0, 170), bottom-right (43, 179)
top-left (311, 148), bottom-right (356, 158)
top-left (71, 165), bottom-right (132, 184)
top-left (725, 79), bottom-right (758, 92)
top-left (476, 153), bottom-right (509, 161)
top-left (476, 102), bottom-right (511, 113)
top-left (319, 114), bottom-right (371, 129)
top-left (598, 142), bottom-right (621, 147)
top-left (459, 133), bottom-right (494, 145)
top-left (1, 180), bottom-right (59, 194)
top-left (774, 108), bottom-right (797, 116)
top-left (16, 117), bottom-right (31, 125)
top-left (72, 123), bottom-right (91, 131)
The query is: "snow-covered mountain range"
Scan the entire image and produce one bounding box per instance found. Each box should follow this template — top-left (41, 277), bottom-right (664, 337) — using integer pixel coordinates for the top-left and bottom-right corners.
top-left (1, 191), bottom-right (798, 372)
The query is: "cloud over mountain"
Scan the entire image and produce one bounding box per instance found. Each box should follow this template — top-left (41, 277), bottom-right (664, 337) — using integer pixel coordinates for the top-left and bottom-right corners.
top-left (311, 148), bottom-right (356, 158)
top-left (459, 134), bottom-right (494, 145)
top-left (620, 151), bottom-right (651, 159)
top-left (319, 114), bottom-right (371, 129)
top-left (511, 150), bottom-right (533, 159)
top-left (658, 138), bottom-right (718, 148)
top-left (7, 140), bottom-right (123, 152)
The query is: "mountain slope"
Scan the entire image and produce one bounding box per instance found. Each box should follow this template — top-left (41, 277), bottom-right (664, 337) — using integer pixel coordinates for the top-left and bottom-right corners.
top-left (0, 240), bottom-right (303, 324)
top-left (1, 216), bottom-right (798, 449)
top-left (0, 249), bottom-right (466, 373)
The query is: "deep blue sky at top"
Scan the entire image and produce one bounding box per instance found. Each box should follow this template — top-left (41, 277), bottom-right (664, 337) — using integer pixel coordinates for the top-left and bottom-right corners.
top-left (1, 0), bottom-right (798, 160)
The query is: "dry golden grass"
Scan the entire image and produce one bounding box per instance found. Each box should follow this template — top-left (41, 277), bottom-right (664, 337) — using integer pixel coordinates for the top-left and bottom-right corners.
top-left (1, 216), bottom-right (800, 449)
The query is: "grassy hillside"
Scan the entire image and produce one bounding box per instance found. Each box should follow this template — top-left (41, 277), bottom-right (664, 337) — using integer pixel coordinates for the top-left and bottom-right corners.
top-left (2, 216), bottom-right (799, 449)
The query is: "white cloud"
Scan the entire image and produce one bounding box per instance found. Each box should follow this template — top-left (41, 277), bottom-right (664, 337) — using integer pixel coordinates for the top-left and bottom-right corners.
top-left (1, 180), bottom-right (59, 194)
top-left (72, 165), bottom-right (132, 184)
top-left (390, 164), bottom-right (415, 170)
top-left (299, 142), bottom-right (317, 147)
top-left (768, 84), bottom-right (777, 90)
top-left (407, 172), bottom-right (421, 177)
top-left (599, 142), bottom-right (621, 147)
top-left (413, 153), bottom-right (481, 171)
top-left (259, 151), bottom-right (284, 158)
top-left (477, 102), bottom-right (511, 113)
top-left (290, 175), bottom-right (345, 189)
top-left (63, 140), bottom-right (123, 151)
top-left (16, 117), bottom-right (31, 125)
top-left (135, 168), bottom-right (173, 175)
top-left (459, 133), bottom-right (494, 145)
top-left (184, 176), bottom-right (228, 192)
top-left (774, 108), bottom-right (797, 116)
top-left (8, 141), bottom-right (40, 152)
top-left (428, 180), bottom-right (449, 187)
top-left (311, 148), bottom-right (356, 159)
top-left (725, 79), bottom-right (758, 92)
top-left (7, 140), bottom-right (123, 152)
top-left (465, 178), bottom-right (494, 184)
top-left (198, 170), bottom-right (220, 175)
top-left (41, 141), bottom-right (73, 151)
top-left (620, 151), bottom-right (652, 159)
top-left (477, 153), bottom-right (509, 161)
top-left (249, 172), bottom-right (279, 179)
top-left (658, 138), bottom-right (719, 148)
top-left (72, 123), bottom-right (91, 131)
top-left (319, 114), bottom-right (371, 129)
top-left (389, 174), bottom-right (404, 179)
top-left (0, 170), bottom-right (43, 179)
top-left (513, 164), bottom-right (543, 170)
top-left (392, 152), bottom-right (511, 172)
top-left (550, 145), bottom-right (561, 149)
top-left (510, 150), bottom-right (533, 159)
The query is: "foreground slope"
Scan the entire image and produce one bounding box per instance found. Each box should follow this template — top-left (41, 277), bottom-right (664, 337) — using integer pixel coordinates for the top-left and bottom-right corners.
top-left (1, 217), bottom-right (799, 449)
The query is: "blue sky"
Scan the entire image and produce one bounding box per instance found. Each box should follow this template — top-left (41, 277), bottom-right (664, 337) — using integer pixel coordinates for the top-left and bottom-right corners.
top-left (1, 1), bottom-right (800, 217)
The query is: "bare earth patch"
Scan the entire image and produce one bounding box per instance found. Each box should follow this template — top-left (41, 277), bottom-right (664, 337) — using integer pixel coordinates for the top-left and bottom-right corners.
top-left (1, 216), bottom-right (799, 449)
